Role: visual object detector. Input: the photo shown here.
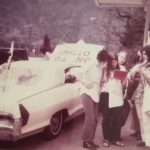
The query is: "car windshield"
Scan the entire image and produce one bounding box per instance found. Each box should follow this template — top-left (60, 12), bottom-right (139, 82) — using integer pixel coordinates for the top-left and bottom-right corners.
top-left (0, 66), bottom-right (43, 87)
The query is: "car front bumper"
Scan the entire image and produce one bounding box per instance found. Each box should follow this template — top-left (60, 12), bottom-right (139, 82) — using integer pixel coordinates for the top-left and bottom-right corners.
top-left (0, 119), bottom-right (22, 141)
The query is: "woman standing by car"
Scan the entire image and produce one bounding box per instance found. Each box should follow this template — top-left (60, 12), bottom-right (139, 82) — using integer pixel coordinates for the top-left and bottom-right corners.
top-left (100, 55), bottom-right (125, 147)
top-left (76, 50), bottom-right (111, 150)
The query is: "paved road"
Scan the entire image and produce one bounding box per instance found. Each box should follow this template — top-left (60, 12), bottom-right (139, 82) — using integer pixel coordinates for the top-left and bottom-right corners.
top-left (0, 113), bottom-right (148, 150)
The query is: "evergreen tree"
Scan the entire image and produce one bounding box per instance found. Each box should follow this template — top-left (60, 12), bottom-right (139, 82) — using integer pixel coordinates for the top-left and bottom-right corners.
top-left (40, 34), bottom-right (52, 54)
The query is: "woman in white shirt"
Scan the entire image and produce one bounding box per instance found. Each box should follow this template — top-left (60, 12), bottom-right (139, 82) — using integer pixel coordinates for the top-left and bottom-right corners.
top-left (100, 55), bottom-right (124, 147)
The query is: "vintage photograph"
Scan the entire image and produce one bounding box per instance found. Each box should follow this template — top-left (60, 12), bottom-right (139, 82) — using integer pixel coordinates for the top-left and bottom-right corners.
top-left (0, 0), bottom-right (150, 150)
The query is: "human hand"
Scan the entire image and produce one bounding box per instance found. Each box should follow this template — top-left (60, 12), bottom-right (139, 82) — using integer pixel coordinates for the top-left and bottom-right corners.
top-left (128, 100), bottom-right (133, 108)
top-left (146, 111), bottom-right (150, 115)
top-left (84, 82), bottom-right (95, 89)
top-left (121, 78), bottom-right (127, 86)
top-left (100, 61), bottom-right (107, 69)
top-left (139, 66), bottom-right (145, 74)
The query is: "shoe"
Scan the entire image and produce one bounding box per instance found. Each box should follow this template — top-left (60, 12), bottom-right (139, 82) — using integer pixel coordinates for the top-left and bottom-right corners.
top-left (103, 139), bottom-right (110, 147)
top-left (136, 141), bottom-right (145, 146)
top-left (113, 140), bottom-right (124, 147)
top-left (136, 135), bottom-right (142, 141)
top-left (90, 142), bottom-right (100, 148)
top-left (145, 146), bottom-right (150, 150)
top-left (83, 141), bottom-right (97, 150)
top-left (130, 131), bottom-right (140, 137)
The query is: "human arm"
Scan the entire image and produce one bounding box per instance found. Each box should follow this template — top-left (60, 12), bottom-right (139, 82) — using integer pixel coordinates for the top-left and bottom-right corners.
top-left (139, 66), bottom-right (150, 84)
top-left (146, 111), bottom-right (150, 115)
top-left (75, 64), bottom-right (99, 89)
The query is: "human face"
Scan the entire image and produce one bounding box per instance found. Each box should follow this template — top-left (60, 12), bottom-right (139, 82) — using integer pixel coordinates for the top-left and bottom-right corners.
top-left (117, 52), bottom-right (126, 65)
top-left (142, 51), bottom-right (148, 62)
top-left (112, 60), bottom-right (118, 69)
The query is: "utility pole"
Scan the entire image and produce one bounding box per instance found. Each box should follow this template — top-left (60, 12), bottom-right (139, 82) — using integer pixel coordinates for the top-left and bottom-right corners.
top-left (25, 25), bottom-right (33, 54)
top-left (28, 26), bottom-right (32, 54)
top-left (143, 3), bottom-right (150, 46)
top-left (105, 8), bottom-right (112, 49)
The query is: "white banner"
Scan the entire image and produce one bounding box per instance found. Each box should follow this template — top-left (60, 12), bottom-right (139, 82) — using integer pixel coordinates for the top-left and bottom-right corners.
top-left (51, 40), bottom-right (104, 66)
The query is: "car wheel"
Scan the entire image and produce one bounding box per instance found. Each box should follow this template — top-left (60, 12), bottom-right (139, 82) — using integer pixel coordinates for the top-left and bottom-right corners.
top-left (44, 111), bottom-right (63, 139)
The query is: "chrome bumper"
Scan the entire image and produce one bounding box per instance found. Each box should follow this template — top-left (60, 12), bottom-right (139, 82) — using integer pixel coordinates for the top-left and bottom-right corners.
top-left (0, 119), bottom-right (22, 141)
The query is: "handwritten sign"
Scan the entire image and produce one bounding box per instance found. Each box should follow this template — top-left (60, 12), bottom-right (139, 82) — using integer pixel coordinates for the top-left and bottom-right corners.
top-left (51, 40), bottom-right (104, 66)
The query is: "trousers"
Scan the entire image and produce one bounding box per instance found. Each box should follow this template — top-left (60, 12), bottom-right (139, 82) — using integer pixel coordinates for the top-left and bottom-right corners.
top-left (81, 94), bottom-right (99, 142)
top-left (100, 92), bottom-right (122, 141)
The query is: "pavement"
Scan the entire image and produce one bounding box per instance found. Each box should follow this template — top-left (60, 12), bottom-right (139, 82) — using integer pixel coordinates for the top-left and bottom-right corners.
top-left (92, 112), bottom-right (148, 150)
top-left (0, 112), bottom-right (149, 150)
top-left (45, 112), bottom-right (149, 150)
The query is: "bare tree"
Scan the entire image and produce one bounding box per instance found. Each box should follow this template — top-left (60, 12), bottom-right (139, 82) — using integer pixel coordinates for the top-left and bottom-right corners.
top-left (115, 8), bottom-right (145, 49)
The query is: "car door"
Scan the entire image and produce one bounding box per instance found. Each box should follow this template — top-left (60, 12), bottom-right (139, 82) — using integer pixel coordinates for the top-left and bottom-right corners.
top-left (64, 75), bottom-right (81, 115)
top-left (19, 64), bottom-right (81, 134)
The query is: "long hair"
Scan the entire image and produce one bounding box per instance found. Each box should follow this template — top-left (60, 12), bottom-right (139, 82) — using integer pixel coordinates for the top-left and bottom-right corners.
top-left (97, 49), bottom-right (112, 80)
top-left (106, 54), bottom-right (120, 79)
top-left (96, 49), bottom-right (111, 62)
top-left (112, 54), bottom-right (120, 70)
top-left (133, 50), bottom-right (143, 64)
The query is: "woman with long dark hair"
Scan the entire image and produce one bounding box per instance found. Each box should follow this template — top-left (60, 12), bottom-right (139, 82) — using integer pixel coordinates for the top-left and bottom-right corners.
top-left (100, 54), bottom-right (125, 147)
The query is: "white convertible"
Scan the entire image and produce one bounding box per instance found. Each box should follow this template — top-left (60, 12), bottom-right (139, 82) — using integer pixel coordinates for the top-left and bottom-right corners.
top-left (0, 60), bottom-right (83, 141)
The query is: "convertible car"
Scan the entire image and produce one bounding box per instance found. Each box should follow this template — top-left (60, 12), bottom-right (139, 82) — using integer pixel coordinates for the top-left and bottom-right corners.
top-left (0, 60), bottom-right (83, 141)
